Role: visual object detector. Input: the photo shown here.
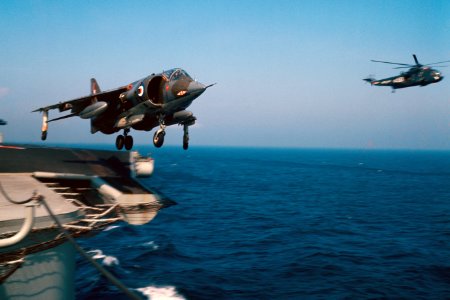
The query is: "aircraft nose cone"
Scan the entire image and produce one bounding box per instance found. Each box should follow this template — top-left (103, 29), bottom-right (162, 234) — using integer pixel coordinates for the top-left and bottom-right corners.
top-left (188, 81), bottom-right (206, 94)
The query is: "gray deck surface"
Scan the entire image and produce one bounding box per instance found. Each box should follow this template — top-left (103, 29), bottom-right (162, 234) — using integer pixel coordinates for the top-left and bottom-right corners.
top-left (0, 145), bottom-right (129, 176)
top-left (0, 145), bottom-right (157, 231)
top-left (0, 174), bottom-right (80, 225)
top-left (0, 145), bottom-right (149, 194)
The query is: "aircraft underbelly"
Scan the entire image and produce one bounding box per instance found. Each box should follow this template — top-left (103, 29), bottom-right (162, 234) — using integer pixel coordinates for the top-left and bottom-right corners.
top-left (164, 97), bottom-right (194, 113)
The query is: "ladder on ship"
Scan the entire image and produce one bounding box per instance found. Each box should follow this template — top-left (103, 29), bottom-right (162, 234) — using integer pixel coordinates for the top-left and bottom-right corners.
top-left (40, 180), bottom-right (121, 230)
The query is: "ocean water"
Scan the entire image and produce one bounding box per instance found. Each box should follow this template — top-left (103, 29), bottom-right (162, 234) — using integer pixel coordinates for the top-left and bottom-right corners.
top-left (76, 147), bottom-right (450, 299)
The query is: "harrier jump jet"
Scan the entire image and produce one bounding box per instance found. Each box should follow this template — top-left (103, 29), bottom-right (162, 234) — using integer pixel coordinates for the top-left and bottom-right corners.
top-left (34, 69), bottom-right (213, 150)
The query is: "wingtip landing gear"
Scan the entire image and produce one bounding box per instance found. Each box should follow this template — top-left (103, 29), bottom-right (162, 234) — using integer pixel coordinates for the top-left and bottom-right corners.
top-left (41, 110), bottom-right (48, 141)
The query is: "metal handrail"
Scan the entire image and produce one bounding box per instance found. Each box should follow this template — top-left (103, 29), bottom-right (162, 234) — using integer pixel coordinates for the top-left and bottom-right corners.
top-left (0, 201), bottom-right (39, 248)
top-left (0, 183), bottom-right (40, 248)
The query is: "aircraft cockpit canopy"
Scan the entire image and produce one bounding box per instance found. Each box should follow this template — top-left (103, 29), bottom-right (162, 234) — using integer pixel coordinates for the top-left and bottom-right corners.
top-left (163, 69), bottom-right (193, 82)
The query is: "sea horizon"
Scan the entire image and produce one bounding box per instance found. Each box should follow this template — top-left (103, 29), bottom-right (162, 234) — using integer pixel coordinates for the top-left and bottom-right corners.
top-left (6, 141), bottom-right (450, 153)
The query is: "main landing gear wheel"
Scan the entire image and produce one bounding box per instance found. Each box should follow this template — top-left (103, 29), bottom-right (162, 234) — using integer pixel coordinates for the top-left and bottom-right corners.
top-left (116, 135), bottom-right (125, 150)
top-left (153, 130), bottom-right (165, 148)
top-left (124, 135), bottom-right (133, 151)
top-left (116, 129), bottom-right (133, 151)
top-left (41, 131), bottom-right (47, 141)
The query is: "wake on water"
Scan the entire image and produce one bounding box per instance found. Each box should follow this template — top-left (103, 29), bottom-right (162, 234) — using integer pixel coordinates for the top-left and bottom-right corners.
top-left (88, 249), bottom-right (120, 267)
top-left (136, 286), bottom-right (185, 300)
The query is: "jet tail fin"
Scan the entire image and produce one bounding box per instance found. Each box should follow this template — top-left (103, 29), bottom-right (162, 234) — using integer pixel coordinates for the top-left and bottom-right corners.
top-left (91, 78), bottom-right (101, 95)
top-left (90, 78), bottom-right (101, 133)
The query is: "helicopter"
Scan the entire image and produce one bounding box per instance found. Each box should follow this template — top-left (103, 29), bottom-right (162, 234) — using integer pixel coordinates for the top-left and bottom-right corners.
top-left (363, 54), bottom-right (449, 92)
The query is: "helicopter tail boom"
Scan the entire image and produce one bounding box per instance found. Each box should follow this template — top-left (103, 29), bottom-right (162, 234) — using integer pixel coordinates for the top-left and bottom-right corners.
top-left (363, 77), bottom-right (376, 84)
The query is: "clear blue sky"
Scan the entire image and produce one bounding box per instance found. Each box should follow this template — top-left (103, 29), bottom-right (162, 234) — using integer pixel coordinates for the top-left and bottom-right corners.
top-left (1, 0), bottom-right (450, 149)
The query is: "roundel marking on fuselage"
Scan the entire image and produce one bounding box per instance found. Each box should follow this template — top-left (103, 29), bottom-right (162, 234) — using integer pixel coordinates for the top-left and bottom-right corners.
top-left (137, 85), bottom-right (144, 97)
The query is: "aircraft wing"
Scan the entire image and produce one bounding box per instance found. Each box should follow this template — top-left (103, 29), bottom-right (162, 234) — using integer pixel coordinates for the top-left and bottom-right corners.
top-left (33, 86), bottom-right (129, 115)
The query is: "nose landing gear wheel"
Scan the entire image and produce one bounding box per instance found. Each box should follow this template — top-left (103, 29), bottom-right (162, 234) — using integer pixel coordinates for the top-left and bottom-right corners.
top-left (124, 135), bottom-right (133, 150)
top-left (153, 130), bottom-right (165, 148)
top-left (116, 135), bottom-right (125, 150)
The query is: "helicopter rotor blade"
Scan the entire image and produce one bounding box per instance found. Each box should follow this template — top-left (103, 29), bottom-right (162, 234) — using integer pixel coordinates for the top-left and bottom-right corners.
top-left (413, 54), bottom-right (419, 66)
top-left (424, 60), bottom-right (450, 66)
top-left (394, 65), bottom-right (449, 69)
top-left (370, 60), bottom-right (411, 66)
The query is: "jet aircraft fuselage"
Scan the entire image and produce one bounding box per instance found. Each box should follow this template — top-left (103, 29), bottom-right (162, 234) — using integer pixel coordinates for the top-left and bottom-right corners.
top-left (34, 68), bottom-right (213, 150)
